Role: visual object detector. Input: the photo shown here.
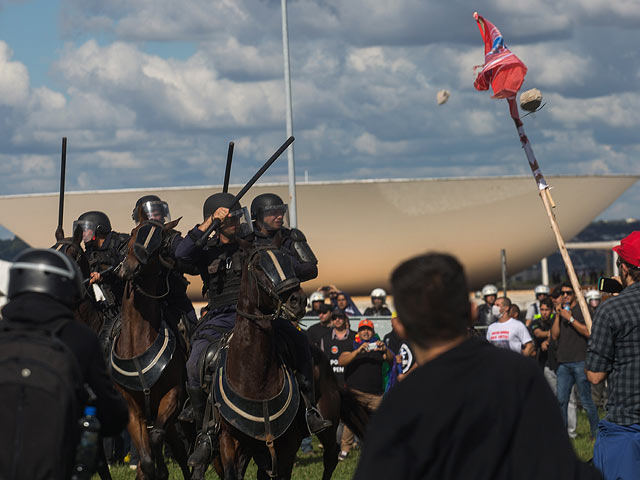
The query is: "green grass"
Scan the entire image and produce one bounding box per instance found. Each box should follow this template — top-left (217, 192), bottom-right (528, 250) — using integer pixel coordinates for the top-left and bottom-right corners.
top-left (97, 437), bottom-right (360, 479)
top-left (99, 410), bottom-right (600, 479)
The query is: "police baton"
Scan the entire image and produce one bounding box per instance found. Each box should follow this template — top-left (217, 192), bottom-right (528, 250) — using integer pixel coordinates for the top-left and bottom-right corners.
top-left (222, 141), bottom-right (234, 194)
top-left (195, 136), bottom-right (294, 247)
top-left (82, 265), bottom-right (115, 286)
top-left (57, 137), bottom-right (67, 235)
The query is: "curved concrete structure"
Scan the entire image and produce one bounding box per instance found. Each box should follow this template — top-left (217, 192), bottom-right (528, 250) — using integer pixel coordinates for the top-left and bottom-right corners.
top-left (0, 175), bottom-right (636, 295)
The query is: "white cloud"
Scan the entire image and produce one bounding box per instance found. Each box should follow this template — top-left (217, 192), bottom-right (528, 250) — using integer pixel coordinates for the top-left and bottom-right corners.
top-left (0, 42), bottom-right (29, 107)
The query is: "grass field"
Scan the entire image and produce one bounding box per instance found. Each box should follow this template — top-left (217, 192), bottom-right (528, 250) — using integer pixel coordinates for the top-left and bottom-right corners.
top-left (100, 411), bottom-right (600, 479)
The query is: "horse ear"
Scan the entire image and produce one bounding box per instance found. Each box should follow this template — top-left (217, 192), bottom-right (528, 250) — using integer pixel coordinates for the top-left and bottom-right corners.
top-left (55, 226), bottom-right (64, 241)
top-left (164, 217), bottom-right (181, 231)
top-left (73, 223), bottom-right (83, 244)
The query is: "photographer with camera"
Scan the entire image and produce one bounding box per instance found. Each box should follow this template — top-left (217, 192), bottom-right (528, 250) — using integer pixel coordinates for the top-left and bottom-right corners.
top-left (337, 318), bottom-right (392, 460)
top-left (551, 283), bottom-right (600, 439)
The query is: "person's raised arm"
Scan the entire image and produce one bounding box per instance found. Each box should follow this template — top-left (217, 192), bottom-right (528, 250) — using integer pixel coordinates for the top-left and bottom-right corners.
top-left (338, 343), bottom-right (368, 366)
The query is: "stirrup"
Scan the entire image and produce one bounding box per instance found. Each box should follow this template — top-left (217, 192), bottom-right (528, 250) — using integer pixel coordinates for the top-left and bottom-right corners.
top-left (187, 433), bottom-right (213, 467)
top-left (305, 406), bottom-right (332, 435)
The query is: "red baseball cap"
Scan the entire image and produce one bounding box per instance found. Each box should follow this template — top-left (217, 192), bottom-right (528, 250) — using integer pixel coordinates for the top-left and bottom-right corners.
top-left (358, 319), bottom-right (374, 330)
top-left (613, 231), bottom-right (640, 267)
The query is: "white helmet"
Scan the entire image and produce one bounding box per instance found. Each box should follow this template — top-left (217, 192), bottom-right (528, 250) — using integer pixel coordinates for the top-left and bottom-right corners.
top-left (481, 284), bottom-right (498, 297)
top-left (309, 291), bottom-right (325, 303)
top-left (534, 285), bottom-right (550, 295)
top-left (371, 288), bottom-right (386, 298)
top-left (585, 290), bottom-right (601, 302)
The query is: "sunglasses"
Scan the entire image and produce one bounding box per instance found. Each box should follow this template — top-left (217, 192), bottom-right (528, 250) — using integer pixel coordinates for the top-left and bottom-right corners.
top-left (561, 291), bottom-right (574, 296)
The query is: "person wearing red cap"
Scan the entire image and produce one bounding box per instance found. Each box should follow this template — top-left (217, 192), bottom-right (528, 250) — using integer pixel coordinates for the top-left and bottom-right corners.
top-left (586, 232), bottom-right (640, 480)
top-left (337, 317), bottom-right (392, 460)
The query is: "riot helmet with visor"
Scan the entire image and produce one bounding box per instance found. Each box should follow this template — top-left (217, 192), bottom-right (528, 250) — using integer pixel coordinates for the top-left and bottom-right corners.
top-left (132, 195), bottom-right (171, 224)
top-left (73, 211), bottom-right (112, 243)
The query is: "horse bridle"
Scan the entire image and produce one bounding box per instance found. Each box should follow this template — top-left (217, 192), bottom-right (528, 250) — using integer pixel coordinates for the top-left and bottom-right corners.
top-left (236, 248), bottom-right (301, 324)
top-left (120, 220), bottom-right (173, 299)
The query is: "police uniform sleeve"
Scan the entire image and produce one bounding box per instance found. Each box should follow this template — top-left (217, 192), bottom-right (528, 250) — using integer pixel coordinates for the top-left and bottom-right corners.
top-left (283, 229), bottom-right (318, 282)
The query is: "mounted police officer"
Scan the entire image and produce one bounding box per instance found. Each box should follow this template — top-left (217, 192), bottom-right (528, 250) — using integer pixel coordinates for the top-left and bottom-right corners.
top-left (132, 195), bottom-right (198, 336)
top-left (249, 193), bottom-right (331, 434)
top-left (174, 192), bottom-right (253, 469)
top-left (73, 210), bottom-right (129, 352)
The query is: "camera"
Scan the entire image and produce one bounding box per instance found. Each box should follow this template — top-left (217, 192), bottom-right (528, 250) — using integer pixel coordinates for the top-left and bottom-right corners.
top-left (368, 342), bottom-right (379, 351)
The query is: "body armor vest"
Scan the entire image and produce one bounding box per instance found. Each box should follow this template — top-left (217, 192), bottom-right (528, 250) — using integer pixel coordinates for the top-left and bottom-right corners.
top-left (203, 240), bottom-right (244, 310)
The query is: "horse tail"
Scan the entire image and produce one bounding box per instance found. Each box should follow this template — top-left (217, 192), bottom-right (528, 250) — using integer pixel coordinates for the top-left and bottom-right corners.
top-left (338, 386), bottom-right (372, 440)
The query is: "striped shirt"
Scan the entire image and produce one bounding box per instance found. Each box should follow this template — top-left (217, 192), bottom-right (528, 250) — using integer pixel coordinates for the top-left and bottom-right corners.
top-left (586, 282), bottom-right (640, 425)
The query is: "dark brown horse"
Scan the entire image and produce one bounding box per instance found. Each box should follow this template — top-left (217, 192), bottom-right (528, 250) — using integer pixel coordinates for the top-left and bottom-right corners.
top-left (113, 219), bottom-right (190, 480)
top-left (211, 243), bottom-right (371, 480)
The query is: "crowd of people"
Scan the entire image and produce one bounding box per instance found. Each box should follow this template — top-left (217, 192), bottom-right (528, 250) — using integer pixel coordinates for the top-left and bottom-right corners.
top-left (0, 185), bottom-right (638, 479)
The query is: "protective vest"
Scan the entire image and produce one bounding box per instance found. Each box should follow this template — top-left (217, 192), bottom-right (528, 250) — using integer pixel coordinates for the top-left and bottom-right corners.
top-left (203, 239), bottom-right (244, 310)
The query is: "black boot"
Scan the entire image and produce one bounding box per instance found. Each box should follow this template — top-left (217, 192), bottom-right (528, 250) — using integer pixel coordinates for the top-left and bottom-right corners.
top-left (298, 374), bottom-right (332, 435)
top-left (186, 387), bottom-right (213, 468)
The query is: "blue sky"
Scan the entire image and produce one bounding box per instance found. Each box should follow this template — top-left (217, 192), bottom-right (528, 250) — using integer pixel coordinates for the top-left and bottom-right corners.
top-left (0, 0), bottom-right (639, 239)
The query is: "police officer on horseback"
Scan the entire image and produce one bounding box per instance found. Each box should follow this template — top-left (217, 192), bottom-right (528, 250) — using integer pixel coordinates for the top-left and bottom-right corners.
top-left (175, 192), bottom-right (254, 470)
top-left (74, 210), bottom-right (129, 353)
top-left (248, 193), bottom-right (331, 434)
top-left (131, 194), bottom-right (198, 336)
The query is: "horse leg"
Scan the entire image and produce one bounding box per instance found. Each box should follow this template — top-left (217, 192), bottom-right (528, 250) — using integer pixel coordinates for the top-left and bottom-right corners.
top-left (165, 421), bottom-right (191, 480)
top-left (317, 426), bottom-right (339, 480)
top-left (125, 408), bottom-right (155, 479)
top-left (219, 430), bottom-right (242, 480)
top-left (150, 388), bottom-right (183, 480)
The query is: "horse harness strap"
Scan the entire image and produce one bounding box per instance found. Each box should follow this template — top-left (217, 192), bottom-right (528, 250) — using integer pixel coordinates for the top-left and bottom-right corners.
top-left (110, 318), bottom-right (176, 397)
top-left (132, 355), bottom-right (154, 428)
top-left (263, 400), bottom-right (278, 479)
top-left (213, 348), bottom-right (300, 444)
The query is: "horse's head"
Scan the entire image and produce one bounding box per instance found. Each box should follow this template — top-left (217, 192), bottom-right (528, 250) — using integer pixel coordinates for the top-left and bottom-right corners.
top-left (52, 224), bottom-right (91, 280)
top-left (118, 218), bottom-right (180, 281)
top-left (240, 240), bottom-right (307, 322)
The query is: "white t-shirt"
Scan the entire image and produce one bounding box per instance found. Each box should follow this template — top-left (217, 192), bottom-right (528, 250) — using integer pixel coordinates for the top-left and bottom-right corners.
top-left (486, 318), bottom-right (532, 353)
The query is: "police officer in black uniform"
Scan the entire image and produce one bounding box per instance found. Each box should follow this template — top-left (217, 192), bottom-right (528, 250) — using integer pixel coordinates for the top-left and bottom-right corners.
top-left (1, 249), bottom-right (128, 479)
top-left (74, 211), bottom-right (130, 352)
top-left (248, 193), bottom-right (331, 434)
top-left (131, 195), bottom-right (198, 335)
top-left (174, 192), bottom-right (252, 469)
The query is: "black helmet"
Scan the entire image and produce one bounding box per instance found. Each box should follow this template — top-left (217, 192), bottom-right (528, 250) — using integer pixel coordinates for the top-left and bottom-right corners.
top-left (132, 194), bottom-right (171, 223)
top-left (203, 192), bottom-right (236, 221)
top-left (74, 211), bottom-right (111, 243)
top-left (8, 248), bottom-right (82, 305)
top-left (250, 193), bottom-right (288, 221)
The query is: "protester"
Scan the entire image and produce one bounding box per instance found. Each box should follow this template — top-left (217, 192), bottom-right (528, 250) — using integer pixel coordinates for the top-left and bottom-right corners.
top-left (476, 283), bottom-right (498, 326)
top-left (586, 232), bottom-right (640, 480)
top-left (383, 311), bottom-right (417, 381)
top-left (305, 303), bottom-right (332, 347)
top-left (551, 283), bottom-right (600, 438)
top-left (336, 291), bottom-right (361, 316)
top-left (530, 297), bottom-right (556, 371)
top-left (486, 296), bottom-right (534, 355)
top-left (363, 288), bottom-right (392, 316)
top-left (353, 252), bottom-right (601, 479)
top-left (0, 249), bottom-right (128, 480)
top-left (525, 284), bottom-right (551, 325)
top-left (337, 318), bottom-right (392, 460)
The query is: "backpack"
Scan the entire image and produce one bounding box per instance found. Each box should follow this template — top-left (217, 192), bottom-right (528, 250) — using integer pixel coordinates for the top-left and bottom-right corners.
top-left (0, 317), bottom-right (83, 480)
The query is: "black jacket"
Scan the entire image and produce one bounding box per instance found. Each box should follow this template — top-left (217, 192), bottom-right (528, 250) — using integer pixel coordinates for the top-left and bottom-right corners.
top-left (1, 293), bottom-right (129, 437)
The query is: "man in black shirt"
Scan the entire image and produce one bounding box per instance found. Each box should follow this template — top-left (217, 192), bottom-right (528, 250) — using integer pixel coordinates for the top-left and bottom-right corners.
top-left (383, 311), bottom-right (417, 381)
top-left (305, 303), bottom-right (332, 347)
top-left (551, 283), bottom-right (600, 438)
top-left (319, 308), bottom-right (355, 387)
top-left (354, 253), bottom-right (600, 480)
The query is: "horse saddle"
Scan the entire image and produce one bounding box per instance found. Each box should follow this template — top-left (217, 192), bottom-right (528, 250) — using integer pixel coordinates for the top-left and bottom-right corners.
top-left (212, 347), bottom-right (300, 442)
top-left (110, 319), bottom-right (176, 391)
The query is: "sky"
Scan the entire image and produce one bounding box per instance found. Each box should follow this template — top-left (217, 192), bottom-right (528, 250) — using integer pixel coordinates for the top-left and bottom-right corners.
top-left (0, 0), bottom-right (639, 239)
